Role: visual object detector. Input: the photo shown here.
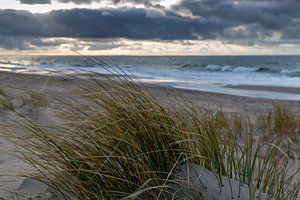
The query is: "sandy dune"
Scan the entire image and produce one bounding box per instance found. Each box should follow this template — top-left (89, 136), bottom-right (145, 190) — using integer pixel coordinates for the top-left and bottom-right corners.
top-left (0, 71), bottom-right (299, 199)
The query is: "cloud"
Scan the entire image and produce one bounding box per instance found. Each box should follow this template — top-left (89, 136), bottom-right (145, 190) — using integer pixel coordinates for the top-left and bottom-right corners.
top-left (55, 0), bottom-right (99, 4)
top-left (14, 0), bottom-right (300, 42)
top-left (0, 36), bottom-right (72, 50)
top-left (0, 8), bottom-right (230, 40)
top-left (112, 0), bottom-right (163, 7)
top-left (3, 0), bottom-right (300, 51)
top-left (18, 0), bottom-right (97, 4)
top-left (18, 0), bottom-right (162, 6)
top-left (18, 0), bottom-right (51, 4)
top-left (0, 36), bottom-right (34, 50)
top-left (0, 36), bottom-right (127, 51)
top-left (173, 0), bottom-right (300, 41)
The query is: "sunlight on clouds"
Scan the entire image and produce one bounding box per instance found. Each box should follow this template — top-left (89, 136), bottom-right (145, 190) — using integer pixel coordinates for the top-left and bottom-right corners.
top-left (0, 0), bottom-right (179, 13)
top-left (159, 0), bottom-right (179, 7)
top-left (0, 0), bottom-right (110, 13)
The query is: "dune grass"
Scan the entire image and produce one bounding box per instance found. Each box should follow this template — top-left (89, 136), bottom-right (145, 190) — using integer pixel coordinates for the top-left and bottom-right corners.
top-left (14, 62), bottom-right (300, 199)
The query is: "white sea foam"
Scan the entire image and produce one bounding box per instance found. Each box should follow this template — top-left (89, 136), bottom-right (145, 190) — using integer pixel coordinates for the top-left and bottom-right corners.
top-left (206, 64), bottom-right (222, 71)
top-left (221, 65), bottom-right (234, 72)
top-left (233, 66), bottom-right (260, 72)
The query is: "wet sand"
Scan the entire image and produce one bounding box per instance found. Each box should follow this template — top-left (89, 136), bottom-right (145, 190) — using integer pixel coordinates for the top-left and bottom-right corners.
top-left (226, 84), bottom-right (300, 95)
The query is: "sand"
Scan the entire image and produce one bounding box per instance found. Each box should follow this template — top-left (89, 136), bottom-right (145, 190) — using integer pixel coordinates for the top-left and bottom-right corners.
top-left (176, 164), bottom-right (270, 200)
top-left (0, 71), bottom-right (299, 199)
top-left (226, 84), bottom-right (300, 95)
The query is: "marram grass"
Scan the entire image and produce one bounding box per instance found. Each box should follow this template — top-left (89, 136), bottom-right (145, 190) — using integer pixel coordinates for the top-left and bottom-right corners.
top-left (14, 66), bottom-right (300, 199)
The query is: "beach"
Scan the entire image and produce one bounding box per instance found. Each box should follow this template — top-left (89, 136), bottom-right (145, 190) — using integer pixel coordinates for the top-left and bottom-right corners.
top-left (1, 0), bottom-right (300, 197)
top-left (1, 71), bottom-right (299, 114)
top-left (0, 71), bottom-right (299, 199)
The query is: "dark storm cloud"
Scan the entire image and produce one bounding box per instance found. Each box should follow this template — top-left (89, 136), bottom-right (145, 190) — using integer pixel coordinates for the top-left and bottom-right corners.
top-left (0, 35), bottom-right (125, 51)
top-left (112, 0), bottom-right (162, 7)
top-left (4, 0), bottom-right (300, 51)
top-left (15, 0), bottom-right (300, 41)
top-left (0, 36), bottom-right (65, 50)
top-left (0, 8), bottom-right (229, 40)
top-left (55, 0), bottom-right (99, 4)
top-left (18, 0), bottom-right (97, 4)
top-left (0, 36), bottom-right (33, 50)
top-left (18, 0), bottom-right (162, 5)
top-left (18, 0), bottom-right (50, 4)
top-left (173, 0), bottom-right (300, 40)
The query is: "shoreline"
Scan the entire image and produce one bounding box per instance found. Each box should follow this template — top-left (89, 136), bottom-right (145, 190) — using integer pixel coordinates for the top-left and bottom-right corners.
top-left (2, 66), bottom-right (300, 101)
top-left (2, 69), bottom-right (300, 97)
top-left (0, 71), bottom-right (299, 115)
top-left (225, 84), bottom-right (300, 95)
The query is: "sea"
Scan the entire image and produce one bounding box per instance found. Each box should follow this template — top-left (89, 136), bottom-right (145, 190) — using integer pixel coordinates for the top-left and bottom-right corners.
top-left (1, 55), bottom-right (300, 100)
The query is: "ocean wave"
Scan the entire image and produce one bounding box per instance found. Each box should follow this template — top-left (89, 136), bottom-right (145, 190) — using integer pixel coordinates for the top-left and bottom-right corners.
top-left (206, 64), bottom-right (222, 71)
top-left (0, 61), bottom-right (20, 66)
top-left (221, 65), bottom-right (235, 72)
top-left (234, 66), bottom-right (261, 72)
top-left (180, 63), bottom-right (207, 69)
top-left (180, 63), bottom-right (289, 75)
top-left (280, 69), bottom-right (300, 77)
top-left (204, 64), bottom-right (285, 74)
top-left (2, 57), bottom-right (300, 78)
top-left (0, 60), bottom-right (98, 69)
top-left (206, 64), bottom-right (261, 73)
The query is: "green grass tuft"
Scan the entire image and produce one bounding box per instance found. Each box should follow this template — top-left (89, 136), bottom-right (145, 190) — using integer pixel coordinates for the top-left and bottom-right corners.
top-left (15, 62), bottom-right (300, 199)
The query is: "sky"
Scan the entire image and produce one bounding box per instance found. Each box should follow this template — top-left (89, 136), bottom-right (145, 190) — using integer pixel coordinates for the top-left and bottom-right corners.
top-left (0, 0), bottom-right (300, 55)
